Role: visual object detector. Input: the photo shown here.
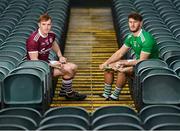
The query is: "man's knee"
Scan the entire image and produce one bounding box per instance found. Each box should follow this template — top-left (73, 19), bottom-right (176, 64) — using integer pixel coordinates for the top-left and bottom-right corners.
top-left (53, 69), bottom-right (62, 77)
top-left (65, 63), bottom-right (77, 72)
top-left (71, 63), bottom-right (78, 71)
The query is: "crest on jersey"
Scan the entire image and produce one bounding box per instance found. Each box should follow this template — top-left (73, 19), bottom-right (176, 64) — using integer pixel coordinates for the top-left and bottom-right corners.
top-left (49, 38), bottom-right (53, 43)
top-left (41, 42), bottom-right (46, 46)
top-left (45, 39), bottom-right (49, 45)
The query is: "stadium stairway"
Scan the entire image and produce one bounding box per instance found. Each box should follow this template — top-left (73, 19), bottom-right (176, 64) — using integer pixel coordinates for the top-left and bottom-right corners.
top-left (50, 7), bottom-right (135, 112)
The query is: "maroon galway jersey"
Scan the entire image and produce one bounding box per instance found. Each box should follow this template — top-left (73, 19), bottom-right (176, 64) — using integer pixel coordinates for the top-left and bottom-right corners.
top-left (26, 30), bottom-right (56, 62)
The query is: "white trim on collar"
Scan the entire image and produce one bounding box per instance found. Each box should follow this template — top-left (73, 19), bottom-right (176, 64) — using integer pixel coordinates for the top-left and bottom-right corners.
top-left (137, 29), bottom-right (142, 37)
top-left (38, 29), bottom-right (48, 38)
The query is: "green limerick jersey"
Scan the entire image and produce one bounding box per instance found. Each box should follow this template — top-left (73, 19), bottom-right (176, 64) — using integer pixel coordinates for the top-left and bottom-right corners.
top-left (124, 29), bottom-right (159, 59)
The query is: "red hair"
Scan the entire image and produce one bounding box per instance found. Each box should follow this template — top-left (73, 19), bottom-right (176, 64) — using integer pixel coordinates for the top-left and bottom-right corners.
top-left (38, 13), bottom-right (52, 23)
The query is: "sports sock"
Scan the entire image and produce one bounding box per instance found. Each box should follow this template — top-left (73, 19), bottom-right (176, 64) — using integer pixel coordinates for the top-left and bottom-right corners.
top-left (110, 87), bottom-right (121, 100)
top-left (102, 83), bottom-right (112, 98)
top-left (61, 78), bottom-right (73, 93)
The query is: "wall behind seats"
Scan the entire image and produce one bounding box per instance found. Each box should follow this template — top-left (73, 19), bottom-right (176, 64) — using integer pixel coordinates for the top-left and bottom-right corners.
top-left (70, 0), bottom-right (111, 7)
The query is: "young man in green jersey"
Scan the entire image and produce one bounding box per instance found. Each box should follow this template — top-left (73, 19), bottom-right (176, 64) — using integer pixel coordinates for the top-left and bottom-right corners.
top-left (99, 12), bottom-right (159, 100)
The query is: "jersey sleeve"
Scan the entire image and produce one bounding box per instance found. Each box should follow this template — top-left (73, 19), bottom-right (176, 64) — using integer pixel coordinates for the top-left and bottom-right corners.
top-left (26, 37), bottom-right (38, 52)
top-left (124, 34), bottom-right (131, 48)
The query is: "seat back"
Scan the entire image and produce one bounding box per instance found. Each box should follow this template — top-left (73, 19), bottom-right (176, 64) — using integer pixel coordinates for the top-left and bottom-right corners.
top-left (3, 73), bottom-right (43, 104)
top-left (0, 115), bottom-right (37, 130)
top-left (0, 124), bottom-right (28, 130)
top-left (91, 106), bottom-right (137, 123)
top-left (94, 123), bottom-right (144, 131)
top-left (142, 74), bottom-right (180, 104)
top-left (0, 107), bottom-right (42, 125)
top-left (151, 123), bottom-right (180, 130)
top-left (37, 123), bottom-right (86, 131)
top-left (144, 113), bottom-right (180, 130)
top-left (139, 105), bottom-right (180, 123)
top-left (44, 106), bottom-right (89, 121)
top-left (40, 115), bottom-right (90, 130)
top-left (92, 114), bottom-right (141, 129)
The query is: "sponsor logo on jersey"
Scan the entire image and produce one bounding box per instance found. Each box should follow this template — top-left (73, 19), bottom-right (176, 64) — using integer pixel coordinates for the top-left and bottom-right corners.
top-left (41, 42), bottom-right (46, 46)
top-left (39, 48), bottom-right (51, 54)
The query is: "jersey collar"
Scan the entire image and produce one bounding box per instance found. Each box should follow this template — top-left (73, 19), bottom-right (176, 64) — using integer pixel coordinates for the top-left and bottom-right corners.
top-left (137, 29), bottom-right (142, 37)
top-left (38, 29), bottom-right (48, 38)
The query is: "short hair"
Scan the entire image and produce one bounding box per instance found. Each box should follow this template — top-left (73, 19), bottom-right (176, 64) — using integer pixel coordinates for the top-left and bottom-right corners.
top-left (38, 13), bottom-right (52, 23)
top-left (128, 12), bottom-right (143, 22)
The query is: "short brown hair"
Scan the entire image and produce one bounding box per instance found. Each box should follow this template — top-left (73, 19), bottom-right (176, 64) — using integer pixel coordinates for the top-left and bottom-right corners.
top-left (38, 13), bottom-right (52, 23)
top-left (128, 12), bottom-right (143, 22)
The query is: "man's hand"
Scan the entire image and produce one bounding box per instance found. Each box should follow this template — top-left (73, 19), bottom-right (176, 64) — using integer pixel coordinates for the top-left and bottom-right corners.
top-left (111, 61), bottom-right (123, 71)
top-left (117, 60), bottom-right (127, 66)
top-left (103, 65), bottom-right (113, 71)
top-left (49, 61), bottom-right (63, 70)
top-left (99, 63), bottom-right (108, 70)
top-left (59, 56), bottom-right (67, 64)
top-left (99, 63), bottom-right (114, 71)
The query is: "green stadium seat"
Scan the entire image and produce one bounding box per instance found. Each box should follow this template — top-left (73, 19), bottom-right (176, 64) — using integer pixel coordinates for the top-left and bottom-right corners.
top-left (0, 107), bottom-right (42, 125)
top-left (37, 123), bottom-right (85, 131)
top-left (139, 105), bottom-right (180, 123)
top-left (40, 115), bottom-right (89, 130)
top-left (91, 106), bottom-right (137, 123)
top-left (0, 115), bottom-right (37, 130)
top-left (144, 113), bottom-right (180, 130)
top-left (0, 124), bottom-right (28, 130)
top-left (142, 74), bottom-right (180, 104)
top-left (94, 123), bottom-right (144, 131)
top-left (18, 60), bottom-right (52, 101)
top-left (3, 67), bottom-right (47, 111)
top-left (92, 113), bottom-right (142, 130)
top-left (151, 123), bottom-right (180, 130)
top-left (44, 106), bottom-right (89, 122)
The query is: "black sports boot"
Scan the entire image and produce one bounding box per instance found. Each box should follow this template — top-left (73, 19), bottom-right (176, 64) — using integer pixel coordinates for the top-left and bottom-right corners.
top-left (65, 91), bottom-right (87, 101)
top-left (59, 90), bottom-right (67, 97)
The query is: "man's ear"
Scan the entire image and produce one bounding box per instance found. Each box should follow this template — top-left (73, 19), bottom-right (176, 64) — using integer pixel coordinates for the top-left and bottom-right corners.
top-left (38, 22), bottom-right (40, 27)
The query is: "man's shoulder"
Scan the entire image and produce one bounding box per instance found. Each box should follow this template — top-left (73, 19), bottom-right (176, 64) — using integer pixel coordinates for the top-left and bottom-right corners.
top-left (142, 30), bottom-right (153, 38)
top-left (140, 30), bottom-right (156, 46)
top-left (141, 30), bottom-right (155, 41)
top-left (49, 31), bottom-right (56, 37)
top-left (28, 30), bottom-right (40, 42)
top-left (126, 33), bottom-right (133, 39)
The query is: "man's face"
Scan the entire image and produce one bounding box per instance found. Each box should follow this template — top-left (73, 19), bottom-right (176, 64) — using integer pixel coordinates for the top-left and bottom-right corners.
top-left (128, 18), bottom-right (142, 33)
top-left (38, 19), bottom-right (52, 35)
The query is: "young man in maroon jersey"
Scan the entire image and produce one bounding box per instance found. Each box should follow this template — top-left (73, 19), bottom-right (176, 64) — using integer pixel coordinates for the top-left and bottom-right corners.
top-left (26, 13), bottom-right (86, 101)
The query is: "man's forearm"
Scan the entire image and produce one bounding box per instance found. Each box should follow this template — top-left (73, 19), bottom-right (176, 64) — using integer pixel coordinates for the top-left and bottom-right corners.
top-left (105, 50), bottom-right (123, 65)
top-left (28, 52), bottom-right (39, 60)
top-left (52, 41), bottom-right (63, 58)
top-left (125, 59), bottom-right (140, 66)
top-left (57, 51), bottom-right (62, 58)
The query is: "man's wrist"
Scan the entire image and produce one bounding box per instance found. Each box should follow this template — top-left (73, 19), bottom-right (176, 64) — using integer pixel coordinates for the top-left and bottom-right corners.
top-left (58, 55), bottom-right (62, 58)
top-left (104, 62), bottom-right (109, 65)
